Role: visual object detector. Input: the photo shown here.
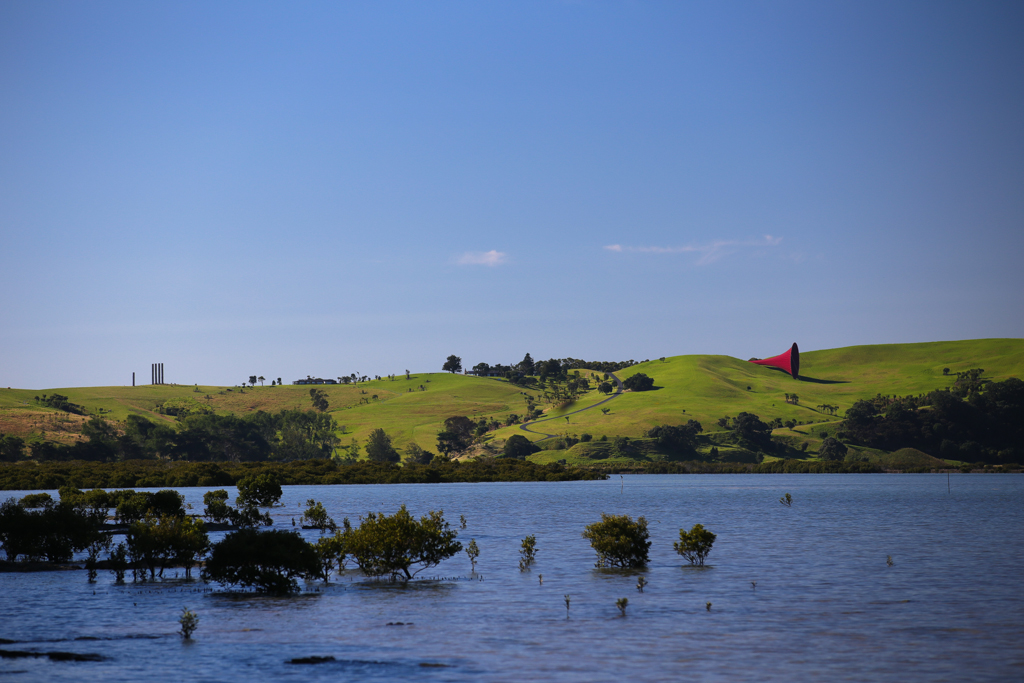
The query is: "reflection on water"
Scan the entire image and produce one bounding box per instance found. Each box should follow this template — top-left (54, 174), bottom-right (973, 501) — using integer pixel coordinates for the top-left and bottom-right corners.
top-left (2, 474), bottom-right (1022, 681)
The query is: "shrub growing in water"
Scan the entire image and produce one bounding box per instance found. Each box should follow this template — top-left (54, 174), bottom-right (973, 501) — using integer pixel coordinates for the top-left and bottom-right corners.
top-left (0, 498), bottom-right (104, 563)
top-left (203, 528), bottom-right (319, 593)
top-left (235, 474), bottom-right (282, 508)
top-left (179, 608), bottom-right (199, 640)
top-left (300, 499), bottom-right (337, 533)
top-left (582, 514), bottom-right (651, 568)
top-left (127, 513), bottom-right (210, 579)
top-left (518, 535), bottom-right (537, 571)
top-left (203, 490), bottom-right (232, 524)
top-left (674, 524), bottom-right (716, 567)
top-left (18, 493), bottom-right (54, 509)
top-left (341, 505), bottom-right (461, 582)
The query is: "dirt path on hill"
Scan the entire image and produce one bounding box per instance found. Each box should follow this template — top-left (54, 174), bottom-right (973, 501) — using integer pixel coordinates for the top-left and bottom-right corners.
top-left (518, 371), bottom-right (624, 442)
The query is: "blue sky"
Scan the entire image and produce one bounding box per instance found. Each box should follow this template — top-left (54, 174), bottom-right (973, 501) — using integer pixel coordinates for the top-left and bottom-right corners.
top-left (2, 1), bottom-right (1022, 389)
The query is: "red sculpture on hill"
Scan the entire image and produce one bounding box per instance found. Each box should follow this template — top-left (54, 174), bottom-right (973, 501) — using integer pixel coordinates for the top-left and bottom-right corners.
top-left (749, 343), bottom-right (800, 379)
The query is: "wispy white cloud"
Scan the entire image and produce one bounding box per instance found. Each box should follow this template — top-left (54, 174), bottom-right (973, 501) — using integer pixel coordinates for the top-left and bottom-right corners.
top-left (604, 235), bottom-right (782, 265)
top-left (457, 250), bottom-right (508, 266)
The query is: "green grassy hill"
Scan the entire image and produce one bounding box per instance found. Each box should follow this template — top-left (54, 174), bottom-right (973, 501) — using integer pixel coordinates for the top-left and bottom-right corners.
top-left (2, 338), bottom-right (1021, 466)
top-left (500, 338), bottom-right (1024, 442)
top-left (0, 373), bottom-right (542, 453)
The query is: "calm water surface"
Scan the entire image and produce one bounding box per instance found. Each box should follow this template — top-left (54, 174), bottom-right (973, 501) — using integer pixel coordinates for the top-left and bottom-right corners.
top-left (2, 474), bottom-right (1022, 681)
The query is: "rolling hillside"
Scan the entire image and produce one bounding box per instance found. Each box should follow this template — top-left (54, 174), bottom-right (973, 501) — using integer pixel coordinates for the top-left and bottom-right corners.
top-left (500, 338), bottom-right (1024, 443)
top-left (1, 339), bottom-right (1021, 465)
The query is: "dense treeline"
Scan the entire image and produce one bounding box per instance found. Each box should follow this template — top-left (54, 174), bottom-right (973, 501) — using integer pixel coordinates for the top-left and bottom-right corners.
top-left (1, 409), bottom-right (342, 464)
top-left (595, 460), bottom-right (883, 474)
top-left (838, 377), bottom-right (1023, 464)
top-left (0, 458), bottom-right (607, 491)
top-left (470, 353), bottom-right (635, 384)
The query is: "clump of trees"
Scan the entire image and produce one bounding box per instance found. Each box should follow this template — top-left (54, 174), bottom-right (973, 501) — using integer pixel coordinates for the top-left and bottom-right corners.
top-left (308, 389), bottom-right (329, 413)
top-left (582, 514), bottom-right (651, 568)
top-left (839, 377), bottom-right (1023, 464)
top-left (202, 529), bottom-right (320, 593)
top-left (14, 408), bottom-right (345, 464)
top-left (200, 474), bottom-right (280, 528)
top-left (404, 442), bottom-right (435, 465)
top-left (0, 434), bottom-right (26, 462)
top-left (436, 416), bottom-right (475, 457)
top-left (717, 412), bottom-right (776, 454)
top-left (127, 513), bottom-right (209, 579)
top-left (0, 497), bottom-right (104, 562)
top-left (503, 434), bottom-right (540, 459)
top-left (365, 428), bottom-right (400, 463)
top-left (34, 393), bottom-right (85, 415)
top-left (623, 374), bottom-right (654, 392)
top-left (646, 421), bottom-right (703, 456)
top-left (818, 437), bottom-right (848, 462)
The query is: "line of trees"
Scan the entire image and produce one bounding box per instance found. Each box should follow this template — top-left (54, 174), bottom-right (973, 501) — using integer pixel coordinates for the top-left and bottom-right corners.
top-left (2, 409), bottom-right (344, 464)
top-left (0, 459), bottom-right (607, 491)
top-left (461, 353), bottom-right (636, 384)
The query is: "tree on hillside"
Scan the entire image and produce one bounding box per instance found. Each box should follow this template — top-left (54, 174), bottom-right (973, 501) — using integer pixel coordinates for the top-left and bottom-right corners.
top-left (365, 428), bottom-right (400, 463)
top-left (277, 377), bottom-right (282, 386)
top-left (309, 389), bottom-right (329, 413)
top-left (503, 434), bottom-right (540, 459)
top-left (258, 376), bottom-right (265, 387)
top-left (647, 421), bottom-right (703, 454)
top-left (249, 376), bottom-right (257, 388)
top-left (819, 437), bottom-right (848, 462)
top-left (437, 415), bottom-right (475, 456)
top-left (537, 358), bottom-right (562, 381)
top-left (443, 355), bottom-right (463, 374)
top-left (623, 373), bottom-right (654, 392)
top-left (733, 412), bottom-right (774, 449)
top-left (518, 353), bottom-right (536, 375)
top-left (0, 435), bottom-right (26, 462)
top-left (405, 442), bottom-right (434, 465)
top-left (598, 381), bottom-right (613, 395)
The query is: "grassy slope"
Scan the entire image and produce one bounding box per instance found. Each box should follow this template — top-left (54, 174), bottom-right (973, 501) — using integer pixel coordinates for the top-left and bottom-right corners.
top-left (507, 338), bottom-right (1024, 465)
top-left (2, 339), bottom-right (1021, 464)
top-left (503, 338), bottom-right (1024, 440)
top-left (0, 374), bottom-right (541, 452)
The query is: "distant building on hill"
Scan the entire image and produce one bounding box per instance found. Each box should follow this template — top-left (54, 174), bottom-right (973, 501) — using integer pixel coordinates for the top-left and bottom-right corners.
top-left (292, 377), bottom-right (338, 385)
top-left (464, 368), bottom-right (504, 377)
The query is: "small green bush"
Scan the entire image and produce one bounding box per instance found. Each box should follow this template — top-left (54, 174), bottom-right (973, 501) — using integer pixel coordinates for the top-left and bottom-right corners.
top-left (582, 514), bottom-right (650, 568)
top-left (674, 523), bottom-right (716, 566)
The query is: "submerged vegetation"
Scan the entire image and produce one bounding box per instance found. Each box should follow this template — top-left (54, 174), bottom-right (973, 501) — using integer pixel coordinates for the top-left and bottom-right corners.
top-left (341, 505), bottom-right (462, 582)
top-left (674, 524), bottom-right (716, 567)
top-left (582, 514), bottom-right (651, 568)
